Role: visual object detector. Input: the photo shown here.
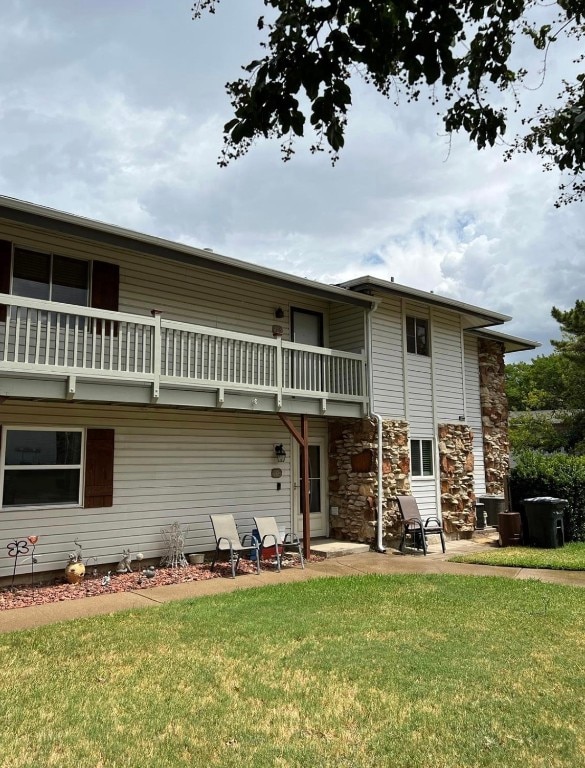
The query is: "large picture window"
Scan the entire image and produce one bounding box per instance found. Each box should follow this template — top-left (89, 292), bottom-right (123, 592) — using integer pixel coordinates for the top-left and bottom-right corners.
top-left (410, 439), bottom-right (434, 478)
top-left (2, 428), bottom-right (84, 507)
top-left (12, 248), bottom-right (89, 307)
top-left (406, 316), bottom-right (430, 356)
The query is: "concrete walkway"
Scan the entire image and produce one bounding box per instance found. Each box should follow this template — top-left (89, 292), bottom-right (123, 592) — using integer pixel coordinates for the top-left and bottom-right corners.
top-left (2, 534), bottom-right (585, 634)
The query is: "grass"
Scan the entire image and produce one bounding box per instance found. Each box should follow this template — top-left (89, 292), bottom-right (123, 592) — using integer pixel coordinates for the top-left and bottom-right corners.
top-left (1, 574), bottom-right (585, 768)
top-left (450, 541), bottom-right (585, 571)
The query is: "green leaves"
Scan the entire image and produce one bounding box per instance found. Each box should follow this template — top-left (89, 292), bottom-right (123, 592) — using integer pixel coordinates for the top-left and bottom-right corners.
top-left (194, 0), bottom-right (585, 199)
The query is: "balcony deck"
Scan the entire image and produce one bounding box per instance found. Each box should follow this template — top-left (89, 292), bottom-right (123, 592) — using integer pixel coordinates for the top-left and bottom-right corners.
top-left (0, 295), bottom-right (368, 417)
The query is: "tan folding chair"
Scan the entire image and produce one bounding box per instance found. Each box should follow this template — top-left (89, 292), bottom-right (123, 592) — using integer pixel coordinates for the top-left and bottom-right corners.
top-left (253, 516), bottom-right (304, 572)
top-left (210, 514), bottom-right (260, 578)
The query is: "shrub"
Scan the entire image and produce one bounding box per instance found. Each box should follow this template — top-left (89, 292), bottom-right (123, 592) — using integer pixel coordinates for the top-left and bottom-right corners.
top-left (510, 451), bottom-right (585, 541)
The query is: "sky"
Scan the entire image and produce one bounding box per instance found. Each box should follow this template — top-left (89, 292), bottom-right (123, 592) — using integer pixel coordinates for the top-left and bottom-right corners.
top-left (0, 1), bottom-right (583, 360)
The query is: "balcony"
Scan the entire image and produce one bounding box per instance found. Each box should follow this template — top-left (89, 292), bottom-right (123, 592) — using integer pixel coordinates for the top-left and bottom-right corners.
top-left (0, 295), bottom-right (368, 417)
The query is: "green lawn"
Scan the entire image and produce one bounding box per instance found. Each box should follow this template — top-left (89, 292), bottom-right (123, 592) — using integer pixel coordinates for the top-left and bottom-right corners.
top-left (450, 542), bottom-right (585, 571)
top-left (1, 575), bottom-right (585, 768)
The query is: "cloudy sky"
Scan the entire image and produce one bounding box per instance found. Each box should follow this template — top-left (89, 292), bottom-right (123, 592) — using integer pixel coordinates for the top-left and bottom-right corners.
top-left (0, 1), bottom-right (583, 359)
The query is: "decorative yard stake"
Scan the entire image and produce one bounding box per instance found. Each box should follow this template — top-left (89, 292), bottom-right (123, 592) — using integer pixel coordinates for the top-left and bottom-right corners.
top-left (27, 535), bottom-right (39, 588)
top-left (160, 522), bottom-right (189, 569)
top-left (6, 538), bottom-right (30, 590)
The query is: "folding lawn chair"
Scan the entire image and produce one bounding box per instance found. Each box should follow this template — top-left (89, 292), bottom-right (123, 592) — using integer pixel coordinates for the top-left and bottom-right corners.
top-left (210, 514), bottom-right (260, 578)
top-left (253, 516), bottom-right (304, 572)
top-left (397, 495), bottom-right (446, 555)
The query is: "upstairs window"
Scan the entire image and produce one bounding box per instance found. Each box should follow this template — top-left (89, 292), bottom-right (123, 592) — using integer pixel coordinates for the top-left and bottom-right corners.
top-left (406, 316), bottom-right (429, 356)
top-left (12, 248), bottom-right (89, 307)
top-left (410, 439), bottom-right (434, 477)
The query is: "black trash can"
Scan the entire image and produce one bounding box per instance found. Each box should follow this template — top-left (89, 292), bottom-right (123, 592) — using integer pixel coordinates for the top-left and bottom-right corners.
top-left (522, 497), bottom-right (567, 548)
top-left (479, 494), bottom-right (506, 527)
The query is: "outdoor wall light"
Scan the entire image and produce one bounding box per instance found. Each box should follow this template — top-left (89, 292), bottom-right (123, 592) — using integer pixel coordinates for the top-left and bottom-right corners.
top-left (274, 306), bottom-right (284, 319)
top-left (274, 443), bottom-right (287, 463)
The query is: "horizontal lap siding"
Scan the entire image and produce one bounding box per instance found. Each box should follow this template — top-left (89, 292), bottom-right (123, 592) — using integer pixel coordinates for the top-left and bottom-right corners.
top-left (411, 479), bottom-right (438, 517)
top-left (0, 222), bottom-right (335, 344)
top-left (433, 311), bottom-right (465, 422)
top-left (0, 401), bottom-right (327, 577)
top-left (329, 304), bottom-right (365, 353)
top-left (464, 336), bottom-right (486, 496)
top-left (407, 355), bottom-right (433, 436)
top-left (371, 297), bottom-right (405, 418)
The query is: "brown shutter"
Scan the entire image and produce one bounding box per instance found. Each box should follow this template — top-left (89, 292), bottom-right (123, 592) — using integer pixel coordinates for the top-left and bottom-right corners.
top-left (84, 429), bottom-right (115, 508)
top-left (91, 260), bottom-right (119, 336)
top-left (0, 240), bottom-right (12, 323)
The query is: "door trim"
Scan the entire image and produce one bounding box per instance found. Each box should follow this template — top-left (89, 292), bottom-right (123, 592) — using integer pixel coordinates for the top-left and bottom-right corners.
top-left (293, 436), bottom-right (328, 538)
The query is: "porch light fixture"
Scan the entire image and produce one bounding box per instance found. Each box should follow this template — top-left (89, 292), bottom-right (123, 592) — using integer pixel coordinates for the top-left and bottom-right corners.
top-left (274, 443), bottom-right (287, 463)
top-left (274, 307), bottom-right (284, 319)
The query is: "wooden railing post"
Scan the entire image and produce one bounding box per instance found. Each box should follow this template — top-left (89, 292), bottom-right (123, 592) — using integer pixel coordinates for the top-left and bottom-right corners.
top-left (151, 309), bottom-right (162, 402)
top-left (275, 335), bottom-right (283, 410)
top-left (360, 350), bottom-right (369, 415)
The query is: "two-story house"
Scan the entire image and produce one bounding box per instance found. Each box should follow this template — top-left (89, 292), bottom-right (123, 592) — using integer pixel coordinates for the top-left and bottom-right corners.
top-left (0, 197), bottom-right (537, 577)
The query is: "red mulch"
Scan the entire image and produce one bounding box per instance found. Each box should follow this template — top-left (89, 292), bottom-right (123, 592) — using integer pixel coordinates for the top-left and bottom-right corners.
top-left (0, 554), bottom-right (322, 611)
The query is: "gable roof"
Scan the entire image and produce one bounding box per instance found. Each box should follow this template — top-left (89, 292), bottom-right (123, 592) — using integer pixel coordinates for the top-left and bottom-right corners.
top-left (0, 196), bottom-right (376, 310)
top-left (340, 275), bottom-right (511, 329)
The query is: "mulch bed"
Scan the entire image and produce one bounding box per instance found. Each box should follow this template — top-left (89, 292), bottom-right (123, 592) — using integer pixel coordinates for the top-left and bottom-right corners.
top-left (0, 554), bottom-right (322, 612)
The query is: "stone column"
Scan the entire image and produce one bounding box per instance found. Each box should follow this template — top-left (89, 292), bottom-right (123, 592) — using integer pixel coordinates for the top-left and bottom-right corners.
top-left (438, 423), bottom-right (475, 534)
top-left (328, 418), bottom-right (410, 544)
top-left (478, 339), bottom-right (509, 494)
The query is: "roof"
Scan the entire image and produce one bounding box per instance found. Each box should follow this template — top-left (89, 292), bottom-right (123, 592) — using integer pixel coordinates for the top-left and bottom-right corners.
top-left (0, 196), bottom-right (376, 310)
top-left (467, 328), bottom-right (541, 353)
top-left (340, 275), bottom-right (512, 329)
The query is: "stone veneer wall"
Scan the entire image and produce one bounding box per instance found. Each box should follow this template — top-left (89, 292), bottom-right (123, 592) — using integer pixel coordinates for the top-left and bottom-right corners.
top-left (478, 339), bottom-right (509, 494)
top-left (438, 423), bottom-right (476, 533)
top-left (328, 418), bottom-right (410, 543)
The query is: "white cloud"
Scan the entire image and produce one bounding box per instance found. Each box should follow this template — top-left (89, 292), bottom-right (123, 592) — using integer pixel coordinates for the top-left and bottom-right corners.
top-left (0, 0), bottom-right (582, 359)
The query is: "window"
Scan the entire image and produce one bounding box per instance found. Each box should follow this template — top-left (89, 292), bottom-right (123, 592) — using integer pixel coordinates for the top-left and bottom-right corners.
top-left (2, 429), bottom-right (84, 507)
top-left (406, 316), bottom-right (429, 356)
top-left (410, 439), bottom-right (434, 477)
top-left (12, 248), bottom-right (89, 307)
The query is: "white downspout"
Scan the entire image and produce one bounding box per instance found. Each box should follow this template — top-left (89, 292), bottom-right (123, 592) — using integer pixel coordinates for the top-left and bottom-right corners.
top-left (366, 305), bottom-right (386, 554)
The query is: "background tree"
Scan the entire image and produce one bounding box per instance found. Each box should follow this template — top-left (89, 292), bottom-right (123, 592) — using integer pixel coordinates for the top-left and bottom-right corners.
top-left (507, 299), bottom-right (585, 454)
top-left (193, 1), bottom-right (585, 204)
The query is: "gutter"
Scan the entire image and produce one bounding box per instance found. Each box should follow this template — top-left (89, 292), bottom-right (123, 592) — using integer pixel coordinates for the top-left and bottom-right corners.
top-left (366, 306), bottom-right (386, 554)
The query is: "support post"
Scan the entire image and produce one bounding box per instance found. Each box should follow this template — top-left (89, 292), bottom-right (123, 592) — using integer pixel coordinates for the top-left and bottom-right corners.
top-left (300, 414), bottom-right (310, 559)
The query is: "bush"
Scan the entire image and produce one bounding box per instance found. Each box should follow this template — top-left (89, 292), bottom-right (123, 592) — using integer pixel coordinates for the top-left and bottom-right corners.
top-left (511, 451), bottom-right (585, 542)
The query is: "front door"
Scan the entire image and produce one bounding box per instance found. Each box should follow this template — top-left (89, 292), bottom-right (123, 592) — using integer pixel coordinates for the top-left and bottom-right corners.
top-left (294, 438), bottom-right (328, 538)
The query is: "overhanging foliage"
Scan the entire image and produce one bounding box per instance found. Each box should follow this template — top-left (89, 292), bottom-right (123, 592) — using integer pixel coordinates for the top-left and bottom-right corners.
top-left (193, 1), bottom-right (585, 203)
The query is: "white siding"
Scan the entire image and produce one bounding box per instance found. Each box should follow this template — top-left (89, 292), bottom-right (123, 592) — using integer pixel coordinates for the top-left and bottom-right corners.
top-left (407, 355), bottom-right (433, 436)
top-left (0, 401), bottom-right (328, 578)
top-left (411, 478), bottom-right (438, 518)
top-left (329, 304), bottom-right (365, 353)
top-left (370, 297), bottom-right (405, 418)
top-left (0, 220), bottom-right (363, 347)
top-left (464, 335), bottom-right (486, 496)
top-left (433, 310), bottom-right (465, 422)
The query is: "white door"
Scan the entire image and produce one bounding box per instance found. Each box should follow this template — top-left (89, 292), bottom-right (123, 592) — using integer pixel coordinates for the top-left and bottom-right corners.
top-left (294, 438), bottom-right (328, 538)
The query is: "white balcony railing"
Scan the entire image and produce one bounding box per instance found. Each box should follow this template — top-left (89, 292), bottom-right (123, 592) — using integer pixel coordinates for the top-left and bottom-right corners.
top-left (0, 295), bottom-right (368, 408)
